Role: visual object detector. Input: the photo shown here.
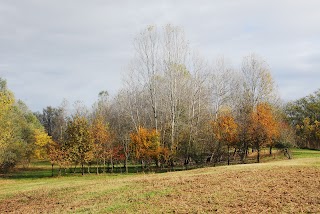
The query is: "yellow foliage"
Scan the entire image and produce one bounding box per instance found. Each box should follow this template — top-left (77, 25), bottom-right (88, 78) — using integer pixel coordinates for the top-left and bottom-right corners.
top-left (90, 115), bottom-right (112, 161)
top-left (0, 89), bottom-right (15, 160)
top-left (33, 129), bottom-right (52, 159)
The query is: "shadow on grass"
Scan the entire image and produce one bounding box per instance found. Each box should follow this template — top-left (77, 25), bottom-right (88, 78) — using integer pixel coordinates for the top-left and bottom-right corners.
top-left (0, 168), bottom-right (54, 179)
top-left (3, 149), bottom-right (316, 179)
top-left (1, 165), bottom-right (202, 179)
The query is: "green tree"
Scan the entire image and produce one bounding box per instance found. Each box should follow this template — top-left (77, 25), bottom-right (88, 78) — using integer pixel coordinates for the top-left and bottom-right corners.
top-left (286, 89), bottom-right (320, 149)
top-left (0, 78), bottom-right (16, 171)
top-left (0, 78), bottom-right (48, 172)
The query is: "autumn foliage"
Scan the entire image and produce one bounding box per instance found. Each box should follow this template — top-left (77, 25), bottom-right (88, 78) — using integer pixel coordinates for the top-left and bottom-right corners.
top-left (130, 127), bottom-right (167, 166)
top-left (212, 114), bottom-right (238, 147)
top-left (0, 78), bottom-right (52, 172)
top-left (212, 113), bottom-right (238, 164)
top-left (248, 103), bottom-right (280, 162)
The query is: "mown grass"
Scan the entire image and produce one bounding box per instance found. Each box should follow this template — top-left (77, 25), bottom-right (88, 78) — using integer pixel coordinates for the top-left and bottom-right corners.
top-left (0, 149), bottom-right (320, 213)
top-left (291, 148), bottom-right (320, 158)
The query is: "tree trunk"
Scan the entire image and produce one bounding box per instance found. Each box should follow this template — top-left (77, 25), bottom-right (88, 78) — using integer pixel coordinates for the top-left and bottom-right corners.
top-left (125, 157), bottom-right (128, 173)
top-left (257, 148), bottom-right (260, 163)
top-left (227, 145), bottom-right (230, 165)
top-left (51, 163), bottom-right (54, 177)
top-left (269, 146), bottom-right (272, 156)
top-left (110, 156), bottom-right (114, 173)
top-left (96, 161), bottom-right (99, 175)
top-left (81, 163), bottom-right (84, 175)
top-left (210, 152), bottom-right (214, 163)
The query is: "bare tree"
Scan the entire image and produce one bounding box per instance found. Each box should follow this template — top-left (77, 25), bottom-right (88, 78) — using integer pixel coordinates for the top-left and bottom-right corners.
top-left (162, 25), bottom-right (189, 153)
top-left (236, 53), bottom-right (278, 162)
top-left (241, 53), bottom-right (276, 108)
top-left (133, 25), bottom-right (160, 131)
top-left (209, 57), bottom-right (238, 119)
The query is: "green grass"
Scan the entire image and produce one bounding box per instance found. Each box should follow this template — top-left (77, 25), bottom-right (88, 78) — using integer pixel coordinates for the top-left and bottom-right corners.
top-left (291, 148), bottom-right (320, 158)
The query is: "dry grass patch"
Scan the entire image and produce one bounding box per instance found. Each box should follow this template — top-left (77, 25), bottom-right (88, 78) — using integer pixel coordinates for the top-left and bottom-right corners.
top-left (1, 158), bottom-right (320, 213)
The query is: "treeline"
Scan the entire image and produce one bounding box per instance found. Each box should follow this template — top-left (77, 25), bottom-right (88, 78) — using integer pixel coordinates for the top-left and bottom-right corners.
top-left (285, 89), bottom-right (320, 149)
top-left (1, 25), bottom-right (309, 174)
top-left (0, 79), bottom-right (50, 172)
top-left (35, 25), bottom-right (295, 175)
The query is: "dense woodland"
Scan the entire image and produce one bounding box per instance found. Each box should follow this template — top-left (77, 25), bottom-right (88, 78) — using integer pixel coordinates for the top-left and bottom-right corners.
top-left (1, 25), bottom-right (319, 174)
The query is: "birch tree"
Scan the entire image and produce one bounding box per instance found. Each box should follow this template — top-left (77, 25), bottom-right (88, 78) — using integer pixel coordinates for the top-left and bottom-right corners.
top-left (237, 54), bottom-right (278, 162)
top-left (132, 25), bottom-right (160, 131)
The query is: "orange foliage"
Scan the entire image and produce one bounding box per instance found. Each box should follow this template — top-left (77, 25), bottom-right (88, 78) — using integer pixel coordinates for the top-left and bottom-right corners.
top-left (249, 103), bottom-right (280, 149)
top-left (212, 113), bottom-right (238, 148)
top-left (130, 127), bottom-right (163, 162)
top-left (90, 115), bottom-right (112, 162)
top-left (48, 141), bottom-right (70, 173)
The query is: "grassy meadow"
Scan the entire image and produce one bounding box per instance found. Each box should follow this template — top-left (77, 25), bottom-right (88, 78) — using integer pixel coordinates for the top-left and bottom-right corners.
top-left (1, 149), bottom-right (320, 213)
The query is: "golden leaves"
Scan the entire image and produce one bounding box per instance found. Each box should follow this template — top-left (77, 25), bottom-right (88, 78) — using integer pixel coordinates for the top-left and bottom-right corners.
top-left (212, 113), bottom-right (238, 147)
top-left (249, 103), bottom-right (279, 146)
top-left (130, 126), bottom-right (162, 161)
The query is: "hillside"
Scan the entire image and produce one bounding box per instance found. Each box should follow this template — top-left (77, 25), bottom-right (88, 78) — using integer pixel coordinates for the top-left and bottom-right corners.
top-left (1, 149), bottom-right (320, 213)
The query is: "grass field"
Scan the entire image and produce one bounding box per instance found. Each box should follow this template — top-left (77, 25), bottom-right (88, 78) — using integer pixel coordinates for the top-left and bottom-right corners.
top-left (1, 149), bottom-right (320, 213)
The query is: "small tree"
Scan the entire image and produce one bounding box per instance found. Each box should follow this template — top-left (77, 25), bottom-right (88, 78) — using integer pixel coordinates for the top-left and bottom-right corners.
top-left (90, 115), bottom-right (112, 174)
top-left (130, 127), bottom-right (162, 170)
top-left (34, 128), bottom-right (52, 160)
top-left (212, 113), bottom-right (238, 165)
top-left (65, 115), bottom-right (93, 175)
top-left (249, 103), bottom-right (279, 163)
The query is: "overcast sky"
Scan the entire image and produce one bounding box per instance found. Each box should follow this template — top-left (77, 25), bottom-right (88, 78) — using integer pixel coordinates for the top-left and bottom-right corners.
top-left (1, 0), bottom-right (320, 111)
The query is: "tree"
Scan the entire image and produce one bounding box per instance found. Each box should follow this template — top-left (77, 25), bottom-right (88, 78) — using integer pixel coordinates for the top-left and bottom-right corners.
top-left (14, 101), bottom-right (47, 166)
top-left (162, 25), bottom-right (190, 155)
top-left (132, 25), bottom-right (160, 131)
top-left (90, 114), bottom-right (112, 173)
top-left (212, 112), bottom-right (238, 165)
top-left (1, 78), bottom-right (49, 171)
top-left (33, 128), bottom-right (52, 160)
top-left (241, 54), bottom-right (277, 108)
top-left (36, 102), bottom-right (68, 144)
top-left (248, 103), bottom-right (279, 163)
top-left (130, 127), bottom-right (162, 169)
top-left (0, 78), bottom-right (16, 171)
top-left (276, 121), bottom-right (296, 151)
top-left (285, 89), bottom-right (320, 149)
top-left (109, 91), bottom-right (135, 173)
top-left (236, 54), bottom-right (278, 162)
top-left (65, 114), bottom-right (93, 175)
top-left (209, 57), bottom-right (238, 119)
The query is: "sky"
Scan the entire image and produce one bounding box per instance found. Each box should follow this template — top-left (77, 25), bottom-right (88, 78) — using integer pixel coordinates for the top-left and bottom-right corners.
top-left (1, 0), bottom-right (320, 112)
